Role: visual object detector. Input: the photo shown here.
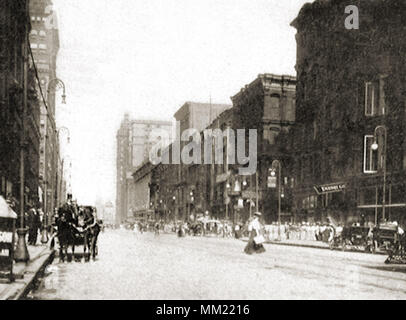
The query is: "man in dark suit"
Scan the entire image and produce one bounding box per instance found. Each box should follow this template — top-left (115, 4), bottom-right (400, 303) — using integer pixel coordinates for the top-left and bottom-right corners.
top-left (28, 208), bottom-right (41, 245)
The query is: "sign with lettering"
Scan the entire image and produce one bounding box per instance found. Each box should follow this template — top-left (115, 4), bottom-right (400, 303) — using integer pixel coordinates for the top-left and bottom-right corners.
top-left (0, 231), bottom-right (13, 243)
top-left (267, 176), bottom-right (277, 188)
top-left (314, 183), bottom-right (346, 195)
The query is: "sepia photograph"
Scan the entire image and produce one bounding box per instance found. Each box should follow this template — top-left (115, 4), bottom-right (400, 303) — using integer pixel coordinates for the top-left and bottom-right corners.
top-left (0, 0), bottom-right (405, 305)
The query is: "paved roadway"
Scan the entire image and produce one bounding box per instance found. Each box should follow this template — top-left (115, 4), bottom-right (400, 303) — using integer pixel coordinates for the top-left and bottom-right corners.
top-left (28, 229), bottom-right (406, 300)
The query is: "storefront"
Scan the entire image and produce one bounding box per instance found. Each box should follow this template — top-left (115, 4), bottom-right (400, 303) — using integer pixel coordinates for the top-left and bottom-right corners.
top-left (356, 178), bottom-right (406, 226)
top-left (295, 182), bottom-right (351, 224)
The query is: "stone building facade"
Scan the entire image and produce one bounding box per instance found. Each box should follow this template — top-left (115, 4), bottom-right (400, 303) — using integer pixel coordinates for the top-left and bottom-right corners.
top-left (0, 0), bottom-right (41, 212)
top-left (291, 0), bottom-right (406, 225)
top-left (29, 0), bottom-right (62, 217)
top-left (115, 114), bottom-right (172, 224)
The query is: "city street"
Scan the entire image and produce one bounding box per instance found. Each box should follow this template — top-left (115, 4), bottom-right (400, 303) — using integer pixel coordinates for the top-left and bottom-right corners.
top-left (28, 229), bottom-right (406, 300)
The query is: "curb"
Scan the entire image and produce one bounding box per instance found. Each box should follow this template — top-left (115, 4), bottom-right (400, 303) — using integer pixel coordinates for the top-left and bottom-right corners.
top-left (266, 240), bottom-right (330, 250)
top-left (263, 240), bottom-right (387, 255)
top-left (15, 249), bottom-right (55, 300)
top-left (1, 248), bottom-right (55, 300)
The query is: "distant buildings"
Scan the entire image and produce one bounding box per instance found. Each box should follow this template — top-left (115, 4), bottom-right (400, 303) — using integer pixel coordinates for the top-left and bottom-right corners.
top-left (132, 80), bottom-right (295, 224)
top-left (121, 0), bottom-right (406, 227)
top-left (115, 114), bottom-right (172, 224)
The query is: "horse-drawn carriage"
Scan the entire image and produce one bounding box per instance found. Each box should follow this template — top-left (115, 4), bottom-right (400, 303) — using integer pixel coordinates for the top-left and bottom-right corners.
top-left (329, 223), bottom-right (402, 255)
top-left (373, 223), bottom-right (399, 254)
top-left (51, 203), bottom-right (101, 262)
top-left (329, 225), bottom-right (372, 252)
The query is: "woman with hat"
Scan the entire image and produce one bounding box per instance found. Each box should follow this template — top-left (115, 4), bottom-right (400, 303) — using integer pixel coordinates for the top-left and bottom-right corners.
top-left (244, 212), bottom-right (266, 254)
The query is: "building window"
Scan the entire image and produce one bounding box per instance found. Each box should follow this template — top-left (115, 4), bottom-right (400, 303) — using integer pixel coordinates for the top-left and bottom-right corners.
top-left (39, 44), bottom-right (47, 50)
top-left (363, 135), bottom-right (377, 173)
top-left (30, 29), bottom-right (38, 35)
top-left (30, 43), bottom-right (38, 49)
top-left (365, 78), bottom-right (386, 116)
top-left (365, 82), bottom-right (376, 116)
top-left (39, 30), bottom-right (46, 37)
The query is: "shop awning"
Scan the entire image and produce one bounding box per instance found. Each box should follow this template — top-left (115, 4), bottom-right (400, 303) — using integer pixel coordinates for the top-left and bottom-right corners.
top-left (0, 196), bottom-right (18, 219)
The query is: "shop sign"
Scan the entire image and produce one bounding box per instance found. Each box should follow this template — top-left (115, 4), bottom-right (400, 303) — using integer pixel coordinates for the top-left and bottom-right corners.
top-left (267, 176), bottom-right (276, 188)
top-left (314, 182), bottom-right (346, 195)
top-left (242, 190), bottom-right (256, 199)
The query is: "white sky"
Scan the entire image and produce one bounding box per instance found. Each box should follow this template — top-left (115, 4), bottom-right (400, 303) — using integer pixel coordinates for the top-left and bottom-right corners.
top-left (52, 0), bottom-right (311, 205)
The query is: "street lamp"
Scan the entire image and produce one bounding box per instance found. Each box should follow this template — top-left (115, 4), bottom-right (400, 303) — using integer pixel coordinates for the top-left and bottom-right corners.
top-left (47, 78), bottom-right (66, 104)
top-left (57, 126), bottom-right (70, 144)
top-left (271, 160), bottom-right (282, 240)
top-left (371, 125), bottom-right (387, 223)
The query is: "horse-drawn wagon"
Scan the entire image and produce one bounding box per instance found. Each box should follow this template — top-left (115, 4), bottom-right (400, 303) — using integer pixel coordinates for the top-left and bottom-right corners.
top-left (51, 203), bottom-right (101, 262)
top-left (329, 225), bottom-right (373, 252)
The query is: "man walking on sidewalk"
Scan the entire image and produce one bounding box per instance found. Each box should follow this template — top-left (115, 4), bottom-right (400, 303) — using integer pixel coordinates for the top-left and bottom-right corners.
top-left (28, 208), bottom-right (41, 245)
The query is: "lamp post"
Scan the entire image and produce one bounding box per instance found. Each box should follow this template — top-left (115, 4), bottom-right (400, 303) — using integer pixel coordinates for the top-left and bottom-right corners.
top-left (47, 78), bottom-right (66, 104)
top-left (271, 160), bottom-right (282, 240)
top-left (172, 196), bottom-right (176, 225)
top-left (371, 125), bottom-right (387, 222)
top-left (226, 181), bottom-right (231, 220)
top-left (57, 126), bottom-right (70, 144)
top-left (15, 27), bottom-right (30, 262)
top-left (189, 190), bottom-right (194, 222)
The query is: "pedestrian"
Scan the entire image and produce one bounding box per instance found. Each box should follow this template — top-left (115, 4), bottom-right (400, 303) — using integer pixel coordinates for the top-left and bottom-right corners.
top-left (154, 221), bottom-right (160, 236)
top-left (244, 212), bottom-right (266, 255)
top-left (27, 208), bottom-right (40, 245)
top-left (234, 223), bottom-right (240, 239)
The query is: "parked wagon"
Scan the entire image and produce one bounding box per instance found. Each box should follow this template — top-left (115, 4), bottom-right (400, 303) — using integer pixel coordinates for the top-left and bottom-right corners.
top-left (372, 223), bottom-right (399, 254)
top-left (329, 225), bottom-right (373, 252)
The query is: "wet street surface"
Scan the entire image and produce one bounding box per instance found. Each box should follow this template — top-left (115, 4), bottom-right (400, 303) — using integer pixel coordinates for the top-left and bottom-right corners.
top-left (28, 229), bottom-right (406, 300)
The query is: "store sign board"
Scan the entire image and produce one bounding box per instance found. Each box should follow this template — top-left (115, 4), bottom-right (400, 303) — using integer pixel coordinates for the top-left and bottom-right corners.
top-left (267, 176), bottom-right (277, 188)
top-left (314, 183), bottom-right (346, 195)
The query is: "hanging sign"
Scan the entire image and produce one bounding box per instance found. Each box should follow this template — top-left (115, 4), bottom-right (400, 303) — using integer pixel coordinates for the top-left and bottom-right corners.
top-left (314, 182), bottom-right (346, 195)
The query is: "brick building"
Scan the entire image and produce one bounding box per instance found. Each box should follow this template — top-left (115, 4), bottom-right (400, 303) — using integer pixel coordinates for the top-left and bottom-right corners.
top-left (137, 79), bottom-right (296, 225)
top-left (0, 0), bottom-right (41, 212)
top-left (291, 0), bottom-right (406, 225)
top-left (29, 0), bottom-right (62, 217)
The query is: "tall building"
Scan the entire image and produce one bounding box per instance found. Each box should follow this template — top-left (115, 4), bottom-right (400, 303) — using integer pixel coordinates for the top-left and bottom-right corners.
top-left (115, 114), bottom-right (172, 225)
top-left (291, 0), bottom-right (406, 225)
top-left (0, 1), bottom-right (41, 212)
top-left (29, 0), bottom-right (62, 218)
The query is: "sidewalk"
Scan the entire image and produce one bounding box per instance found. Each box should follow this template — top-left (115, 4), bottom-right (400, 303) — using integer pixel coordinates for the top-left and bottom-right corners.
top-left (0, 244), bottom-right (55, 300)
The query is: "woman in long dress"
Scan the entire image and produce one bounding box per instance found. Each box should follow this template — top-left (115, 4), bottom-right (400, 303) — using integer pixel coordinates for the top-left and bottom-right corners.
top-left (244, 212), bottom-right (266, 254)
